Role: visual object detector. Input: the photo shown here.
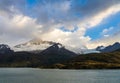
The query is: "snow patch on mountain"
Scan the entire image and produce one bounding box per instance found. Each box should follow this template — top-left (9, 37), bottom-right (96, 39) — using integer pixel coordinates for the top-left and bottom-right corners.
top-left (13, 38), bottom-right (57, 52)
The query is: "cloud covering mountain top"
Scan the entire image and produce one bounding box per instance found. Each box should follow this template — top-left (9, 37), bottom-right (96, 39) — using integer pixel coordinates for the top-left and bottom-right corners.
top-left (0, 0), bottom-right (120, 52)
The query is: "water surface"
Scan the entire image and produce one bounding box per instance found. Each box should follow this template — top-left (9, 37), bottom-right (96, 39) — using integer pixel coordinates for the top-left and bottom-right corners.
top-left (0, 68), bottom-right (120, 83)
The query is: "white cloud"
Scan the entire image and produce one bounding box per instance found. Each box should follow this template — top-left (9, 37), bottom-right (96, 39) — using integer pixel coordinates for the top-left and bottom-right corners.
top-left (87, 31), bottom-right (120, 49)
top-left (0, 10), bottom-right (42, 46)
top-left (101, 27), bottom-right (114, 37)
top-left (0, 1), bottom-right (120, 53)
top-left (76, 4), bottom-right (120, 49)
top-left (102, 27), bottom-right (113, 34)
top-left (39, 28), bottom-right (90, 53)
top-left (78, 4), bottom-right (120, 29)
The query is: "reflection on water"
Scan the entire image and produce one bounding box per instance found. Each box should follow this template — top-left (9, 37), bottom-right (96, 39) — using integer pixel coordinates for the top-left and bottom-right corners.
top-left (0, 68), bottom-right (120, 83)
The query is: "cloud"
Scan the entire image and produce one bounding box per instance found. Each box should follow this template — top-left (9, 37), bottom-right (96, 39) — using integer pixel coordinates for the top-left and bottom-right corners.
top-left (1, 0), bottom-right (119, 29)
top-left (102, 27), bottom-right (113, 34)
top-left (87, 26), bottom-right (120, 49)
top-left (101, 27), bottom-right (114, 37)
top-left (77, 4), bottom-right (120, 29)
top-left (87, 32), bottom-right (120, 49)
top-left (0, 9), bottom-right (41, 46)
top-left (38, 28), bottom-right (90, 53)
top-left (0, 0), bottom-right (120, 52)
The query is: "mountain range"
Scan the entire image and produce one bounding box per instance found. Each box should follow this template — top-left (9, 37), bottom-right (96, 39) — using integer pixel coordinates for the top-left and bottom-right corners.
top-left (1, 38), bottom-right (120, 55)
top-left (96, 42), bottom-right (120, 53)
top-left (0, 39), bottom-right (120, 69)
top-left (0, 39), bottom-right (77, 66)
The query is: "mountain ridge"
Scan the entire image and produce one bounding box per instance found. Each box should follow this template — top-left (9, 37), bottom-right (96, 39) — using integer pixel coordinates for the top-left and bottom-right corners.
top-left (96, 42), bottom-right (120, 53)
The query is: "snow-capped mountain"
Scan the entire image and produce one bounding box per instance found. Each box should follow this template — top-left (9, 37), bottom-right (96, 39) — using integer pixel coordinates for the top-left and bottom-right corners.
top-left (13, 38), bottom-right (97, 54)
top-left (13, 38), bottom-right (101, 54)
top-left (13, 38), bottom-right (63, 52)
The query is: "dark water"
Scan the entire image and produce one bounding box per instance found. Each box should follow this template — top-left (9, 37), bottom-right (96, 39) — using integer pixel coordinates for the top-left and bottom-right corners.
top-left (0, 68), bottom-right (120, 83)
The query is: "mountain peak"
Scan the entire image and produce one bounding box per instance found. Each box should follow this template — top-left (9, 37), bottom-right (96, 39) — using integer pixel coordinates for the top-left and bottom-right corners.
top-left (13, 39), bottom-right (63, 52)
top-left (96, 45), bottom-right (105, 51)
top-left (0, 44), bottom-right (13, 54)
top-left (97, 42), bottom-right (120, 53)
top-left (113, 42), bottom-right (120, 46)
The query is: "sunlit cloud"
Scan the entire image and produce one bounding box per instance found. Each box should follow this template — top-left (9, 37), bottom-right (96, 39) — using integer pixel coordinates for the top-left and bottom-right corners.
top-left (0, 0), bottom-right (120, 52)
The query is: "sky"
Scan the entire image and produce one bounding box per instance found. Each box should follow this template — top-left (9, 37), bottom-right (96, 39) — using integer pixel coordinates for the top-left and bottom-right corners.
top-left (0, 0), bottom-right (120, 52)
